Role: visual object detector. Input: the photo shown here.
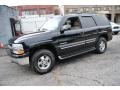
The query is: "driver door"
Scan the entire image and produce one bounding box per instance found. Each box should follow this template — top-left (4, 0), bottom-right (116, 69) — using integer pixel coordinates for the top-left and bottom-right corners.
top-left (58, 16), bottom-right (85, 59)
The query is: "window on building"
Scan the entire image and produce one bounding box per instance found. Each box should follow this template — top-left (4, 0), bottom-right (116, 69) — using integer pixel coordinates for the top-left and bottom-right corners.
top-left (69, 9), bottom-right (72, 13)
top-left (86, 8), bottom-right (89, 11)
top-left (91, 8), bottom-right (95, 11)
top-left (73, 9), bottom-right (78, 13)
top-left (108, 7), bottom-right (112, 10)
top-left (66, 9), bottom-right (69, 13)
top-left (116, 6), bottom-right (120, 10)
top-left (68, 8), bottom-right (78, 13)
top-left (82, 16), bottom-right (96, 28)
top-left (93, 7), bottom-right (98, 11)
top-left (79, 8), bottom-right (83, 12)
top-left (39, 9), bottom-right (46, 15)
top-left (83, 8), bottom-right (86, 11)
top-left (22, 11), bottom-right (26, 16)
top-left (97, 8), bottom-right (101, 11)
top-left (103, 7), bottom-right (107, 11)
top-left (22, 10), bottom-right (37, 16)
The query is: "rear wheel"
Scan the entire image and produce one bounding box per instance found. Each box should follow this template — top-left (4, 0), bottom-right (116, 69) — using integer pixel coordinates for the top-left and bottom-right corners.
top-left (31, 49), bottom-right (55, 74)
top-left (96, 37), bottom-right (107, 54)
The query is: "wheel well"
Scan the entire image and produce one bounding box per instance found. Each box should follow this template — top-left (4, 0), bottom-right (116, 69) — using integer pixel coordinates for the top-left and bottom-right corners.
top-left (99, 34), bottom-right (108, 41)
top-left (29, 44), bottom-right (58, 62)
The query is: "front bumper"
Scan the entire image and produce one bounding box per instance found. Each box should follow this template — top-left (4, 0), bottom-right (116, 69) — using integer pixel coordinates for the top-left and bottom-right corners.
top-left (6, 45), bottom-right (29, 65)
top-left (112, 29), bottom-right (120, 32)
top-left (9, 56), bottom-right (29, 65)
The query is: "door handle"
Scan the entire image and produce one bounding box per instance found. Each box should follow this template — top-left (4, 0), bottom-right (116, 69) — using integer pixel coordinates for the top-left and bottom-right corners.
top-left (60, 42), bottom-right (67, 45)
top-left (79, 32), bottom-right (83, 36)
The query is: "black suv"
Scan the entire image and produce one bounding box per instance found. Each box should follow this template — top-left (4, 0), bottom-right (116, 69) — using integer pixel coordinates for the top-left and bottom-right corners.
top-left (7, 14), bottom-right (112, 74)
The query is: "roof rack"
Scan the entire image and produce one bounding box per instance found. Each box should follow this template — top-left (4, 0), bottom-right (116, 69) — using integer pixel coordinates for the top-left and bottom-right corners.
top-left (77, 12), bottom-right (97, 14)
top-left (65, 12), bottom-right (98, 16)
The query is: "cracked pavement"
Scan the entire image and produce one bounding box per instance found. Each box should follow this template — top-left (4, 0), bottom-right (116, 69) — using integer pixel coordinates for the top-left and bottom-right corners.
top-left (0, 34), bottom-right (120, 86)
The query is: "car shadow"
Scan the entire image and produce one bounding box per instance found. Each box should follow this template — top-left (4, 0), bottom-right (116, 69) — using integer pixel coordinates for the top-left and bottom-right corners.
top-left (56, 51), bottom-right (96, 66)
top-left (19, 51), bottom-right (97, 75)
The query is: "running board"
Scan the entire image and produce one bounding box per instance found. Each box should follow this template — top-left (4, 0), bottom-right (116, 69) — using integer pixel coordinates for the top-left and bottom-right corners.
top-left (58, 48), bottom-right (96, 60)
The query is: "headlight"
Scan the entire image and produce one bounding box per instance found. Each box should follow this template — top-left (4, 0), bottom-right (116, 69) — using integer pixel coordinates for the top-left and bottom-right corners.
top-left (113, 26), bottom-right (119, 29)
top-left (12, 44), bottom-right (24, 55)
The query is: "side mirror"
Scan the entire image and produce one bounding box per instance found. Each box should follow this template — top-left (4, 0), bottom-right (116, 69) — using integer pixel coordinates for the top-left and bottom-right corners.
top-left (61, 25), bottom-right (71, 32)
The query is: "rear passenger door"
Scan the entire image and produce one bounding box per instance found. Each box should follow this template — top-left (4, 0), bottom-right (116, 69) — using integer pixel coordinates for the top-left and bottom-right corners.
top-left (80, 16), bottom-right (99, 49)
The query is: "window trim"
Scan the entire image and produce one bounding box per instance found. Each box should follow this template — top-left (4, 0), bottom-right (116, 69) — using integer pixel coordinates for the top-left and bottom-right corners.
top-left (39, 8), bottom-right (46, 15)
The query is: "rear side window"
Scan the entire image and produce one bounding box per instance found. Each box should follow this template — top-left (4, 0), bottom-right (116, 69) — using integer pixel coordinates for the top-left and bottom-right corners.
top-left (94, 15), bottom-right (110, 26)
top-left (81, 16), bottom-right (96, 28)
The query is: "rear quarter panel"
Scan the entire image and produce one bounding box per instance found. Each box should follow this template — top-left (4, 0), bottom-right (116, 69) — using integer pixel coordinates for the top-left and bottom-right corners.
top-left (93, 15), bottom-right (112, 41)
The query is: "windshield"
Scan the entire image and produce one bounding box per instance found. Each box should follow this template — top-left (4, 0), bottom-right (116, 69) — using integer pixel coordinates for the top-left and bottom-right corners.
top-left (40, 16), bottom-right (63, 31)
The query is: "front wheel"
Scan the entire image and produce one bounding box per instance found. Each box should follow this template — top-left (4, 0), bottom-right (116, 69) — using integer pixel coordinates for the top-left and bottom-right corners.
top-left (31, 49), bottom-right (55, 74)
top-left (95, 37), bottom-right (107, 54)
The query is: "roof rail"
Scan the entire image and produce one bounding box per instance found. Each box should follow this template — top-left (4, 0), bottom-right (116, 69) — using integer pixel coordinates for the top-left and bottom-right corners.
top-left (77, 12), bottom-right (97, 14)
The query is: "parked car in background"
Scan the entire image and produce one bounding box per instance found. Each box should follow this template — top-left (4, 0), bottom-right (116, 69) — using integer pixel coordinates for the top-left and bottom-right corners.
top-left (110, 22), bottom-right (120, 35)
top-left (7, 14), bottom-right (112, 74)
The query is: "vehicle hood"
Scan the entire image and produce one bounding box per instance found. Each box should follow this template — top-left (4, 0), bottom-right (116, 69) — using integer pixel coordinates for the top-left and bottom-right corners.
top-left (110, 22), bottom-right (120, 28)
top-left (9, 31), bottom-right (53, 45)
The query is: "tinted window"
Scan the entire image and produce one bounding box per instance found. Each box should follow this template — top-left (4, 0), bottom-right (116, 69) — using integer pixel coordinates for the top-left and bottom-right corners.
top-left (82, 16), bottom-right (96, 28)
top-left (94, 15), bottom-right (110, 26)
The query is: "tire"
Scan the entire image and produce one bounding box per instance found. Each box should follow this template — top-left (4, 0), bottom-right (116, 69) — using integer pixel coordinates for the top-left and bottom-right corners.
top-left (95, 37), bottom-right (107, 54)
top-left (31, 49), bottom-right (55, 74)
top-left (114, 32), bottom-right (119, 35)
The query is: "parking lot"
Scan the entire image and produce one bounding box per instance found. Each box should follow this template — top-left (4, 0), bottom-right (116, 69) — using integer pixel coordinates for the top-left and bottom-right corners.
top-left (0, 34), bottom-right (120, 86)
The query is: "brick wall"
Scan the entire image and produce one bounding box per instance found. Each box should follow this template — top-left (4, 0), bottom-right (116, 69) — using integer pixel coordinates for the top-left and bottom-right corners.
top-left (13, 5), bottom-right (59, 16)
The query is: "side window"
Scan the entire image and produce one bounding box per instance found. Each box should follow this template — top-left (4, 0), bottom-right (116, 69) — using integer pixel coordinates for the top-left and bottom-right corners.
top-left (94, 15), bottom-right (110, 26)
top-left (63, 17), bottom-right (82, 30)
top-left (82, 16), bottom-right (96, 28)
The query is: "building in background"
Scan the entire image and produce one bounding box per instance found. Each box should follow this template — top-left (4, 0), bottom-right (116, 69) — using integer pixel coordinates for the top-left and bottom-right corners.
top-left (60, 5), bottom-right (120, 23)
top-left (20, 15), bottom-right (55, 34)
top-left (13, 5), bottom-right (59, 16)
top-left (0, 5), bottom-right (19, 45)
top-left (12, 5), bottom-right (60, 34)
